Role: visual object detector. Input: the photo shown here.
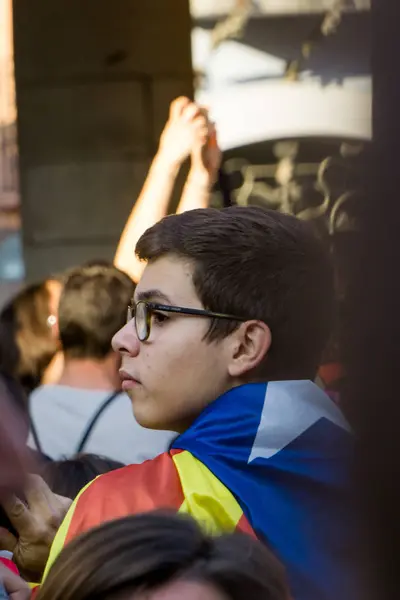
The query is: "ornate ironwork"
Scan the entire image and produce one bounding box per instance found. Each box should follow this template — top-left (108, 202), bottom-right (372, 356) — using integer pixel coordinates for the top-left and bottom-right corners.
top-left (220, 139), bottom-right (365, 238)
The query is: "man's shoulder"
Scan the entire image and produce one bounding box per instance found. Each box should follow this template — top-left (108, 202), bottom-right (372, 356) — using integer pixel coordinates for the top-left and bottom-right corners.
top-left (29, 384), bottom-right (74, 404)
top-left (66, 452), bottom-right (184, 541)
top-left (29, 385), bottom-right (52, 401)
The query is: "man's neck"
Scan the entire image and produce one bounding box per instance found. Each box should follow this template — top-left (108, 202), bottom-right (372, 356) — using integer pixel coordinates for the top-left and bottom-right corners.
top-left (42, 351), bottom-right (64, 385)
top-left (56, 354), bottom-right (121, 391)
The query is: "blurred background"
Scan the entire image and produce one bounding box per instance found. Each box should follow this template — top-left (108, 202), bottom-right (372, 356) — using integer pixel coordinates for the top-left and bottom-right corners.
top-left (0, 0), bottom-right (370, 305)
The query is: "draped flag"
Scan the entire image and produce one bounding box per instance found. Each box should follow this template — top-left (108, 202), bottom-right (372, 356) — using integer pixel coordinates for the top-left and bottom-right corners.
top-left (40, 381), bottom-right (356, 600)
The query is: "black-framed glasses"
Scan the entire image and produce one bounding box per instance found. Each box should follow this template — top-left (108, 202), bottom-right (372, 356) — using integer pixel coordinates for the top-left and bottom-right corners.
top-left (127, 300), bottom-right (246, 342)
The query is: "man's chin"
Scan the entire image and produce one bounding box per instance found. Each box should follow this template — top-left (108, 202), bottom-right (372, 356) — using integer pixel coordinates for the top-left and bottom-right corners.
top-left (128, 397), bottom-right (156, 428)
top-left (132, 406), bottom-right (170, 431)
top-left (127, 391), bottom-right (178, 432)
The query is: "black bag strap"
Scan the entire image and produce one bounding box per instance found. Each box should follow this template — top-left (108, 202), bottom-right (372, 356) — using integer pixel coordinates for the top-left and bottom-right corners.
top-left (29, 416), bottom-right (53, 462)
top-left (76, 391), bottom-right (120, 454)
top-left (29, 414), bottom-right (43, 454)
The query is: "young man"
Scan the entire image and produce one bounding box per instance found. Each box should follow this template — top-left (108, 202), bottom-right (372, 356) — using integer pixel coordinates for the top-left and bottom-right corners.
top-left (25, 206), bottom-right (355, 600)
top-left (28, 263), bottom-right (175, 464)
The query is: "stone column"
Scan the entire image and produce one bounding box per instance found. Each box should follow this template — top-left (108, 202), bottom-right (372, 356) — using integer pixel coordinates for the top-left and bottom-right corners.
top-left (13, 0), bottom-right (193, 279)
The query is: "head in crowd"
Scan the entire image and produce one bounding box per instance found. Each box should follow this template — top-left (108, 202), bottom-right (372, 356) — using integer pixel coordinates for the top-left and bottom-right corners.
top-left (114, 206), bottom-right (334, 431)
top-left (0, 279), bottom-right (61, 394)
top-left (36, 511), bottom-right (290, 600)
top-left (59, 264), bottom-right (134, 362)
top-left (41, 453), bottom-right (124, 500)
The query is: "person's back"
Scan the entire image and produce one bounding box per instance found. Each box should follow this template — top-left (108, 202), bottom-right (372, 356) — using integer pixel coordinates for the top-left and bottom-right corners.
top-left (29, 264), bottom-right (175, 464)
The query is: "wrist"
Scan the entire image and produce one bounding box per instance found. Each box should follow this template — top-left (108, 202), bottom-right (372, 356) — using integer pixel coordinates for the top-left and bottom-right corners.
top-left (186, 168), bottom-right (213, 190)
top-left (153, 150), bottom-right (183, 177)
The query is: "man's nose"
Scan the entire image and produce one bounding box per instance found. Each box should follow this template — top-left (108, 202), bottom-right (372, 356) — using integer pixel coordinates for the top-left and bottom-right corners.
top-left (112, 321), bottom-right (140, 356)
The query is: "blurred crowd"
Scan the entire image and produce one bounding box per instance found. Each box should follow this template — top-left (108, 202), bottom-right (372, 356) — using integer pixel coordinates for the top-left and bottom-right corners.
top-left (0, 98), bottom-right (354, 600)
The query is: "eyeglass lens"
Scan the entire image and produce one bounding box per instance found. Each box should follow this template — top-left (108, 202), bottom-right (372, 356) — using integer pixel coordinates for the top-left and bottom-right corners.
top-left (127, 302), bottom-right (148, 341)
top-left (135, 302), bottom-right (148, 341)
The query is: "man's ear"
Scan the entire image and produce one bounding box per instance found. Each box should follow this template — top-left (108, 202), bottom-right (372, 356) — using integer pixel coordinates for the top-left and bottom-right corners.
top-left (227, 321), bottom-right (271, 378)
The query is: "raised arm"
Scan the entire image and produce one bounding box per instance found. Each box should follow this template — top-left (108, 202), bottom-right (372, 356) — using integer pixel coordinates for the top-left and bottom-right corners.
top-left (177, 122), bottom-right (222, 214)
top-left (114, 97), bottom-right (209, 282)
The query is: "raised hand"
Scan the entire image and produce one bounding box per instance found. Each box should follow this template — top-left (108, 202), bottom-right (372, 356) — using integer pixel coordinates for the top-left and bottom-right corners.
top-left (0, 476), bottom-right (72, 581)
top-left (176, 111), bottom-right (222, 213)
top-left (158, 97), bottom-right (209, 169)
top-left (189, 120), bottom-right (223, 188)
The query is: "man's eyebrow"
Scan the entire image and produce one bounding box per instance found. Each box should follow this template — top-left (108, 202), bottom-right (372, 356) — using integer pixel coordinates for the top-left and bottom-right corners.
top-left (134, 289), bottom-right (173, 304)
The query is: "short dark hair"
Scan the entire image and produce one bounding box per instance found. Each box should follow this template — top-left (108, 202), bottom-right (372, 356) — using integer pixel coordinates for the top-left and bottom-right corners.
top-left (136, 207), bottom-right (334, 380)
top-left (41, 453), bottom-right (124, 500)
top-left (36, 512), bottom-right (290, 600)
top-left (0, 281), bottom-right (59, 393)
top-left (58, 265), bottom-right (134, 360)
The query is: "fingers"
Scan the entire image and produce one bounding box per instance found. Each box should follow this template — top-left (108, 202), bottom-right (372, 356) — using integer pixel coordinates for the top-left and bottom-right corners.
top-left (23, 476), bottom-right (70, 530)
top-left (54, 494), bottom-right (73, 511)
top-left (168, 97), bottom-right (211, 136)
top-left (172, 98), bottom-right (208, 128)
top-left (159, 97), bottom-right (213, 166)
top-left (169, 96), bottom-right (190, 119)
top-left (23, 475), bottom-right (68, 513)
top-left (1, 476), bottom-right (70, 541)
top-left (23, 475), bottom-right (58, 513)
top-left (1, 496), bottom-right (31, 535)
top-left (181, 102), bottom-right (202, 123)
top-left (193, 116), bottom-right (209, 142)
top-left (208, 122), bottom-right (217, 145)
top-left (0, 527), bottom-right (17, 553)
top-left (198, 106), bottom-right (210, 121)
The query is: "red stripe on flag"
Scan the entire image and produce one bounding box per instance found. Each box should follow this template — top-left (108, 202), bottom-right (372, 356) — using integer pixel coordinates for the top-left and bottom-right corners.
top-left (66, 452), bottom-right (184, 545)
top-left (236, 512), bottom-right (257, 538)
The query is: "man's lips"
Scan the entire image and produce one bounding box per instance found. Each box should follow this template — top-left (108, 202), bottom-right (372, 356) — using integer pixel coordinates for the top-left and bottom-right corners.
top-left (119, 369), bottom-right (141, 390)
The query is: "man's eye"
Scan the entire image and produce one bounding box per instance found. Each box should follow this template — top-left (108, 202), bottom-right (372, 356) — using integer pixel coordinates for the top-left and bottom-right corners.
top-left (152, 311), bottom-right (169, 324)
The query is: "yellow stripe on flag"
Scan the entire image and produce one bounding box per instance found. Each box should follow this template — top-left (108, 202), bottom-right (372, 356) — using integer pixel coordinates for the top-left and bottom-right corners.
top-left (172, 451), bottom-right (243, 534)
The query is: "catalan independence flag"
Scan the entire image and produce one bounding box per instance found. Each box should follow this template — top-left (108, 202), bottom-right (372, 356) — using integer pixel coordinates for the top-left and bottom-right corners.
top-left (40, 382), bottom-right (356, 600)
